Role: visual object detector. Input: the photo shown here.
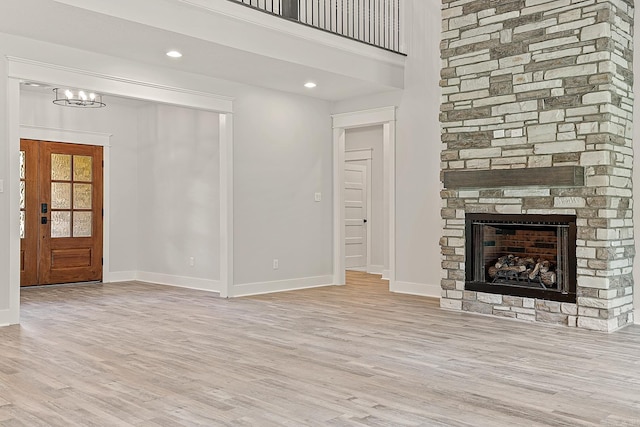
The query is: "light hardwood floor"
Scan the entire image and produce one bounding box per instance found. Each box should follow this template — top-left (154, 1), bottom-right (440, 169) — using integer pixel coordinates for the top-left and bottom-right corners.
top-left (1, 271), bottom-right (640, 426)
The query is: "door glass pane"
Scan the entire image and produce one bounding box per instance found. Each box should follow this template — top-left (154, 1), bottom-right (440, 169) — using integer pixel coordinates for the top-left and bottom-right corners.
top-left (73, 155), bottom-right (93, 182)
top-left (51, 183), bottom-right (71, 209)
top-left (73, 212), bottom-right (92, 237)
top-left (20, 181), bottom-right (25, 209)
top-left (51, 211), bottom-right (71, 238)
top-left (20, 151), bottom-right (25, 179)
top-left (20, 211), bottom-right (25, 239)
top-left (51, 154), bottom-right (72, 181)
top-left (73, 184), bottom-right (92, 209)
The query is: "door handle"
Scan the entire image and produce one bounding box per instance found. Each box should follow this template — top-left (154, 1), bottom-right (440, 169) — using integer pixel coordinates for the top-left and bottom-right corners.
top-left (41, 217), bottom-right (48, 225)
top-left (41, 203), bottom-right (48, 214)
top-left (363, 219), bottom-right (367, 223)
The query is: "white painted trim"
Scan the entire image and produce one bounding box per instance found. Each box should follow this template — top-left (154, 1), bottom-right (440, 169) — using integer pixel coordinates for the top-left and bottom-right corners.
top-left (19, 125), bottom-right (113, 284)
top-left (233, 275), bottom-right (334, 297)
top-left (333, 128), bottom-right (346, 286)
top-left (7, 78), bottom-right (21, 325)
top-left (19, 125), bottom-right (113, 147)
top-left (0, 309), bottom-right (12, 327)
top-left (137, 271), bottom-right (221, 293)
top-left (392, 281), bottom-right (441, 299)
top-left (384, 121), bottom-right (396, 287)
top-left (368, 265), bottom-right (384, 275)
top-left (332, 107), bottom-right (397, 290)
top-left (333, 107), bottom-right (396, 129)
top-left (108, 271), bottom-right (137, 282)
top-left (6, 56), bottom-right (234, 113)
top-left (382, 269), bottom-right (391, 281)
top-left (219, 113), bottom-right (233, 298)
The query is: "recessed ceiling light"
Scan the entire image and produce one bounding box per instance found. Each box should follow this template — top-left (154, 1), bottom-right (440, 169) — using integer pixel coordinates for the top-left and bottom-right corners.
top-left (304, 82), bottom-right (317, 89)
top-left (23, 82), bottom-right (42, 87)
top-left (166, 50), bottom-right (183, 58)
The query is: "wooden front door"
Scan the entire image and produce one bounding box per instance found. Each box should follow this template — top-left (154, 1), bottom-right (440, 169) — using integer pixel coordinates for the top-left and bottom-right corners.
top-left (20, 139), bottom-right (103, 287)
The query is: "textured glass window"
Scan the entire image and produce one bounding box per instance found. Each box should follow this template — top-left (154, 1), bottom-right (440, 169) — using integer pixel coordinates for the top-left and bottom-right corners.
top-left (20, 211), bottom-right (25, 239)
top-left (73, 184), bottom-right (92, 209)
top-left (20, 151), bottom-right (25, 180)
top-left (20, 181), bottom-right (25, 210)
top-left (73, 156), bottom-right (92, 182)
top-left (51, 154), bottom-right (72, 181)
top-left (51, 211), bottom-right (71, 238)
top-left (73, 212), bottom-right (92, 237)
top-left (51, 183), bottom-right (71, 209)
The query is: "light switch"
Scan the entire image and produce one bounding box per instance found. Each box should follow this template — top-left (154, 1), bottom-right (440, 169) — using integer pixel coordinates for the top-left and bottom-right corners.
top-left (0, 179), bottom-right (4, 193)
top-left (314, 192), bottom-right (322, 202)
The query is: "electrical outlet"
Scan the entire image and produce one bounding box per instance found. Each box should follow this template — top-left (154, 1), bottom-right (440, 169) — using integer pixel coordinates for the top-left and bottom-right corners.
top-left (273, 259), bottom-right (279, 270)
top-left (189, 257), bottom-right (195, 267)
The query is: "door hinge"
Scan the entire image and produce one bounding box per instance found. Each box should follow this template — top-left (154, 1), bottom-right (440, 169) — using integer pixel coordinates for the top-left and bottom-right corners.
top-left (101, 257), bottom-right (104, 265)
top-left (102, 208), bottom-right (104, 217)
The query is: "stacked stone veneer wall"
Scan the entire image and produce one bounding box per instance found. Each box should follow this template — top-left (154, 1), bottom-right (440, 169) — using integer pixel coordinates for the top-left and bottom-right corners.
top-left (440, 0), bottom-right (634, 332)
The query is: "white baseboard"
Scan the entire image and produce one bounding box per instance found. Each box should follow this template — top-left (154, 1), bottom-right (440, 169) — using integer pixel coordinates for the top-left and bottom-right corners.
top-left (136, 271), bottom-right (221, 293)
top-left (108, 271), bottom-right (137, 282)
top-left (382, 269), bottom-right (391, 280)
top-left (391, 280), bottom-right (441, 298)
top-left (0, 309), bottom-right (17, 327)
top-left (232, 275), bottom-right (334, 297)
top-left (347, 267), bottom-right (367, 272)
top-left (367, 265), bottom-right (384, 275)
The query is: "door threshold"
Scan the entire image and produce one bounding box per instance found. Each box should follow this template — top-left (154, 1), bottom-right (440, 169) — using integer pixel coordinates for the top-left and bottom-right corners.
top-left (22, 281), bottom-right (103, 289)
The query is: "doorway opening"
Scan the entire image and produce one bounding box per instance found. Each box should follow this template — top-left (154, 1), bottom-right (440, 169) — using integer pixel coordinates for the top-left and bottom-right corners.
top-left (332, 107), bottom-right (396, 289)
top-left (20, 139), bottom-right (104, 287)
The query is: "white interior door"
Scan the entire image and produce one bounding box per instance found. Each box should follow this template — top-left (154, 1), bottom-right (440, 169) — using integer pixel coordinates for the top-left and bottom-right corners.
top-left (345, 164), bottom-right (367, 270)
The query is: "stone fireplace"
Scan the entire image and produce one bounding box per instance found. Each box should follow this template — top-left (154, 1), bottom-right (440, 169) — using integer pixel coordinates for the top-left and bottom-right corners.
top-left (439, 0), bottom-right (634, 332)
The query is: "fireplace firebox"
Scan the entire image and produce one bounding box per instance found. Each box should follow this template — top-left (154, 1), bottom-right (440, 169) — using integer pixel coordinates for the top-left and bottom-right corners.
top-left (465, 214), bottom-right (577, 303)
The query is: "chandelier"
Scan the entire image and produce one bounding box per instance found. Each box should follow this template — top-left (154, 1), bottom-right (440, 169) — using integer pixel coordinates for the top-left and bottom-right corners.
top-left (53, 88), bottom-right (106, 108)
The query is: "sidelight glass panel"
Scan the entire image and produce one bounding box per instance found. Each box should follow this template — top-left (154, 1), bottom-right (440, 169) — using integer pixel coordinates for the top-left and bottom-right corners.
top-left (51, 183), bottom-right (71, 209)
top-left (73, 184), bottom-right (92, 209)
top-left (20, 151), bottom-right (25, 179)
top-left (20, 211), bottom-right (25, 239)
top-left (73, 212), bottom-right (92, 237)
top-left (73, 155), bottom-right (92, 182)
top-left (51, 154), bottom-right (72, 181)
top-left (20, 181), bottom-right (25, 209)
top-left (51, 211), bottom-right (71, 238)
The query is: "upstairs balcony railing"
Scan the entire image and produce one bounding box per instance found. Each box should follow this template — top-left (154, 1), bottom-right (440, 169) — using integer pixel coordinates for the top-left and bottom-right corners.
top-left (230, 0), bottom-right (403, 53)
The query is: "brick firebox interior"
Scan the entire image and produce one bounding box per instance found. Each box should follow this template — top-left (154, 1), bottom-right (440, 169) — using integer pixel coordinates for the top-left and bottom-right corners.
top-left (439, 0), bottom-right (634, 332)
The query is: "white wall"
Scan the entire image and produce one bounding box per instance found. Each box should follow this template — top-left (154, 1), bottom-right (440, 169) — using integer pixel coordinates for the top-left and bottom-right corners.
top-left (345, 125), bottom-right (385, 271)
top-left (19, 89), bottom-right (141, 275)
top-left (332, 0), bottom-right (442, 297)
top-left (232, 87), bottom-right (334, 295)
top-left (137, 104), bottom-right (221, 290)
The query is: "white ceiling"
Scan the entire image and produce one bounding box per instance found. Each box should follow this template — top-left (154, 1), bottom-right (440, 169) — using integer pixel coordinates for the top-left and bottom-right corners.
top-left (0, 0), bottom-right (404, 101)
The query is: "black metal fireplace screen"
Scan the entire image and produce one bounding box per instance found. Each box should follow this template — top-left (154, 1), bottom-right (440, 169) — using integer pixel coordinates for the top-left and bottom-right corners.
top-left (465, 214), bottom-right (577, 303)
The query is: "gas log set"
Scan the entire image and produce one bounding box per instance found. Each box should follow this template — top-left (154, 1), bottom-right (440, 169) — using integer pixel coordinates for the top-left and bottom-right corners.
top-left (488, 254), bottom-right (557, 288)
